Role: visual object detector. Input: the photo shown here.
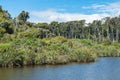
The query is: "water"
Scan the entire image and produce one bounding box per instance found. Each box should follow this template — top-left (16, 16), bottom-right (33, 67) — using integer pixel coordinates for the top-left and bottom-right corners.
top-left (0, 58), bottom-right (120, 80)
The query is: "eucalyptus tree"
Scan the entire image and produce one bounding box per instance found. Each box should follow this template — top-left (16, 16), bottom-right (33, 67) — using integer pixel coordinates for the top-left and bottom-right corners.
top-left (64, 21), bottom-right (72, 38)
top-left (91, 20), bottom-right (97, 42)
top-left (87, 23), bottom-right (90, 40)
top-left (59, 22), bottom-right (65, 36)
top-left (73, 21), bottom-right (81, 38)
top-left (103, 17), bottom-right (111, 40)
top-left (95, 20), bottom-right (103, 42)
top-left (67, 21), bottom-right (79, 38)
top-left (74, 20), bottom-right (86, 39)
top-left (111, 18), bottom-right (116, 42)
top-left (114, 17), bottom-right (120, 42)
top-left (49, 21), bottom-right (59, 36)
top-left (80, 20), bottom-right (85, 39)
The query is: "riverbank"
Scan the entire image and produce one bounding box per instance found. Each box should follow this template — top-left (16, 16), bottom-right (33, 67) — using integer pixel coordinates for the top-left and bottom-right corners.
top-left (0, 36), bottom-right (120, 67)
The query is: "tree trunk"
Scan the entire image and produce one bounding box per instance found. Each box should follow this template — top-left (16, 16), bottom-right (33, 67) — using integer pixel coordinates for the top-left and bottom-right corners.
top-left (116, 26), bottom-right (119, 42)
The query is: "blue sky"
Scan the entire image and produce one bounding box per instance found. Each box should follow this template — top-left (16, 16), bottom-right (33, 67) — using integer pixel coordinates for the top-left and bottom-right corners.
top-left (0, 0), bottom-right (120, 23)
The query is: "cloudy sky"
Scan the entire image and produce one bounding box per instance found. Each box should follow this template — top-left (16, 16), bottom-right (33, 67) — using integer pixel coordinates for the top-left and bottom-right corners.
top-left (0, 0), bottom-right (120, 23)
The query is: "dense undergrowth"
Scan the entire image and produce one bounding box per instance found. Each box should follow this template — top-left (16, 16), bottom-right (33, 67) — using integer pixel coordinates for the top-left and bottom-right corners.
top-left (0, 36), bottom-right (96, 67)
top-left (0, 36), bottom-right (120, 67)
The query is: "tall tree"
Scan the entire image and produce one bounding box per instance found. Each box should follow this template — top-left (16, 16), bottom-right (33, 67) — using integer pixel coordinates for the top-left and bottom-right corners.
top-left (18, 11), bottom-right (29, 23)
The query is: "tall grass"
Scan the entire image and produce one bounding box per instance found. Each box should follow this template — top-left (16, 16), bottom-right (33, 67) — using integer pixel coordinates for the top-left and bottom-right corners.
top-left (0, 37), bottom-right (98, 67)
top-left (0, 37), bottom-right (120, 67)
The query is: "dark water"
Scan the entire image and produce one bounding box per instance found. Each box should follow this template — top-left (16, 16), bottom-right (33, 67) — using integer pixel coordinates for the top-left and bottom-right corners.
top-left (0, 58), bottom-right (120, 80)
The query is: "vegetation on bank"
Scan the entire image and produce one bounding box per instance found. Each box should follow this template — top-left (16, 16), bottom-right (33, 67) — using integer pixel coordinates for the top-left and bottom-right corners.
top-left (0, 36), bottom-right (97, 67)
top-left (0, 6), bottom-right (120, 67)
top-left (1, 36), bottom-right (120, 67)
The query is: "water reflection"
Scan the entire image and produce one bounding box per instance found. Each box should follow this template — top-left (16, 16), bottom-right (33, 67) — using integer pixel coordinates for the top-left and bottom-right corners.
top-left (0, 58), bottom-right (120, 80)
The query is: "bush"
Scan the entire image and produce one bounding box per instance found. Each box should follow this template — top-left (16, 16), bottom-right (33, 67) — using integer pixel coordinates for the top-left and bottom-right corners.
top-left (95, 45), bottom-right (120, 57)
top-left (50, 36), bottom-right (67, 43)
top-left (81, 39), bottom-right (92, 45)
top-left (18, 28), bottom-right (39, 38)
top-left (102, 38), bottom-right (112, 45)
top-left (75, 47), bottom-right (97, 62)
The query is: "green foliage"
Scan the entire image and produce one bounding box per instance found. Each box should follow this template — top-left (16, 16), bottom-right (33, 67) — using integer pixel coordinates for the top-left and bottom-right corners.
top-left (93, 44), bottom-right (120, 57)
top-left (18, 11), bottom-right (29, 22)
top-left (0, 27), bottom-right (5, 37)
top-left (68, 41), bottom-right (73, 48)
top-left (81, 39), bottom-right (92, 45)
top-left (102, 38), bottom-right (112, 45)
top-left (35, 23), bottom-right (48, 28)
top-left (75, 47), bottom-right (97, 62)
top-left (50, 36), bottom-right (67, 43)
top-left (0, 37), bottom-right (99, 67)
top-left (18, 28), bottom-right (39, 38)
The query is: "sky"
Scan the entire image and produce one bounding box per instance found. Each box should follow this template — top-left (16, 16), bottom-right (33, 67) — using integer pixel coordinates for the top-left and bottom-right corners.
top-left (0, 0), bottom-right (120, 23)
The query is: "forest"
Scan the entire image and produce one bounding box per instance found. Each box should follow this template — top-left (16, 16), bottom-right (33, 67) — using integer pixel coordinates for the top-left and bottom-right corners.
top-left (0, 6), bottom-right (120, 67)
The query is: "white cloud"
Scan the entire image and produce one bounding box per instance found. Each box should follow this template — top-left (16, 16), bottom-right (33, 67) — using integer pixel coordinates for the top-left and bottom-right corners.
top-left (82, 2), bottom-right (120, 16)
top-left (82, 4), bottom-right (105, 9)
top-left (29, 10), bottom-right (110, 23)
top-left (29, 2), bottom-right (120, 23)
top-left (100, 2), bottom-right (120, 16)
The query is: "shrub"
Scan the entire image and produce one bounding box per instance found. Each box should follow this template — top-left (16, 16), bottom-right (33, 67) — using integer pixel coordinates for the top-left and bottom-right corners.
top-left (50, 36), bottom-right (67, 43)
top-left (102, 38), bottom-right (111, 45)
top-left (81, 39), bottom-right (92, 45)
top-left (75, 47), bottom-right (97, 62)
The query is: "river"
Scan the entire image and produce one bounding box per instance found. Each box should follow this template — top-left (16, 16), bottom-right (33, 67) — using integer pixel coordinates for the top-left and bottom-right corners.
top-left (0, 58), bottom-right (120, 80)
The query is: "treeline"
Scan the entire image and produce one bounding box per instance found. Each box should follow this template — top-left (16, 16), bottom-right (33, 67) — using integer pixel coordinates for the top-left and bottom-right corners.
top-left (35, 17), bottom-right (120, 43)
top-left (0, 6), bottom-right (120, 43)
